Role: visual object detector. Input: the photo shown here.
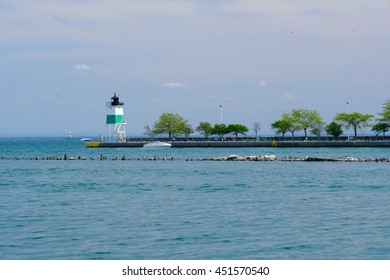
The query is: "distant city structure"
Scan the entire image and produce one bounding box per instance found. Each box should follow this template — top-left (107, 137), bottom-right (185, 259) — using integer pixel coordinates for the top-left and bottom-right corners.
top-left (106, 93), bottom-right (126, 142)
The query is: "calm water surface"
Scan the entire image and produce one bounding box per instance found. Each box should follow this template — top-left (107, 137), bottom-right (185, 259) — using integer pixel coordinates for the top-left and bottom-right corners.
top-left (0, 138), bottom-right (389, 259)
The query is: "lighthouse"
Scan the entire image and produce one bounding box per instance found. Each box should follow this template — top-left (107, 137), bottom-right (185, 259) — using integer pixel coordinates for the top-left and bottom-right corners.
top-left (106, 93), bottom-right (126, 142)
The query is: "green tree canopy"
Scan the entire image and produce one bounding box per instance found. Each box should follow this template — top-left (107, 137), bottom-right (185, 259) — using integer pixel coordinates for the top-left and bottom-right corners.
top-left (291, 108), bottom-right (324, 137)
top-left (212, 123), bottom-right (229, 139)
top-left (196, 122), bottom-right (213, 139)
top-left (325, 121), bottom-right (343, 138)
top-left (227, 124), bottom-right (249, 138)
top-left (281, 113), bottom-right (301, 139)
top-left (152, 113), bottom-right (188, 140)
top-left (377, 100), bottom-right (390, 123)
top-left (334, 112), bottom-right (374, 137)
top-left (271, 119), bottom-right (290, 139)
top-left (373, 100), bottom-right (390, 137)
top-left (372, 122), bottom-right (390, 138)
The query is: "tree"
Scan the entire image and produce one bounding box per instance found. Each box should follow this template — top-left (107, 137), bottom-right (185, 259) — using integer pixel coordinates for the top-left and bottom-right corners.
top-left (227, 124), bottom-right (249, 138)
top-left (271, 119), bottom-right (290, 139)
top-left (182, 123), bottom-right (194, 140)
top-left (153, 113), bottom-right (187, 140)
top-left (291, 108), bottom-right (324, 138)
top-left (372, 123), bottom-right (390, 138)
top-left (253, 122), bottom-right (261, 138)
top-left (334, 112), bottom-right (374, 137)
top-left (196, 122), bottom-right (213, 139)
top-left (281, 113), bottom-right (301, 139)
top-left (326, 121), bottom-right (343, 138)
top-left (377, 100), bottom-right (390, 123)
top-left (310, 121), bottom-right (326, 140)
top-left (373, 100), bottom-right (390, 138)
top-left (212, 123), bottom-right (229, 139)
top-left (143, 125), bottom-right (155, 139)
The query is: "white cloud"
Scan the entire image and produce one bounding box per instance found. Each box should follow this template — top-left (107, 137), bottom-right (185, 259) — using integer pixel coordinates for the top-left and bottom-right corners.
top-left (74, 64), bottom-right (91, 71)
top-left (162, 82), bottom-right (190, 89)
top-left (259, 81), bottom-right (267, 87)
top-left (280, 93), bottom-right (297, 101)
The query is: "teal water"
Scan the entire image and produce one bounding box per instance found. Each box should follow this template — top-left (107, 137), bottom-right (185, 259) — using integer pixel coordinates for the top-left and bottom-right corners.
top-left (0, 137), bottom-right (389, 259)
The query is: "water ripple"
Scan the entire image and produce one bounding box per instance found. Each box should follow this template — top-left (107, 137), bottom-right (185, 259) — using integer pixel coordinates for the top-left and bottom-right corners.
top-left (1, 139), bottom-right (390, 259)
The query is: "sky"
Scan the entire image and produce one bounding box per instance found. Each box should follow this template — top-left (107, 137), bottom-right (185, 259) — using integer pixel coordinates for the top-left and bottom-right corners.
top-left (1, 0), bottom-right (390, 137)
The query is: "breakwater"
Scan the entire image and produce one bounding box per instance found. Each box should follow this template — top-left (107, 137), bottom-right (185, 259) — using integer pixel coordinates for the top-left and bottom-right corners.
top-left (86, 140), bottom-right (390, 148)
top-left (2, 154), bottom-right (390, 162)
top-left (0, 155), bottom-right (176, 161)
top-left (199, 155), bottom-right (390, 162)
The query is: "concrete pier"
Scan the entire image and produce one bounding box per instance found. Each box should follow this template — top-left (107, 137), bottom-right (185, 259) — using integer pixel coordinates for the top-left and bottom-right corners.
top-left (86, 140), bottom-right (390, 148)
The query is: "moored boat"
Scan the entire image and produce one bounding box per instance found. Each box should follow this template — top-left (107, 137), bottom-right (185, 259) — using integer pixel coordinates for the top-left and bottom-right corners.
top-left (143, 141), bottom-right (172, 149)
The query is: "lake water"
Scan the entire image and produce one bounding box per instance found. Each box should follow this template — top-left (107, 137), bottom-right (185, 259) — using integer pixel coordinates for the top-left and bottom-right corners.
top-left (0, 137), bottom-right (389, 259)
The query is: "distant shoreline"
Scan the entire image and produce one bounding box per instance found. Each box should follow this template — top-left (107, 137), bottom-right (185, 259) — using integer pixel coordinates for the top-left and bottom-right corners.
top-left (87, 140), bottom-right (390, 148)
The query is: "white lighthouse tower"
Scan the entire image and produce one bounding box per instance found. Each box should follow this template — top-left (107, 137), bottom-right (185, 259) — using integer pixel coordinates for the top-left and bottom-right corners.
top-left (106, 93), bottom-right (126, 142)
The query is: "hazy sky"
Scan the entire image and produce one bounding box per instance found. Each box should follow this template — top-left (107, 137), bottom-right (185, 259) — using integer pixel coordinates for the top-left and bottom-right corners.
top-left (1, 0), bottom-right (390, 137)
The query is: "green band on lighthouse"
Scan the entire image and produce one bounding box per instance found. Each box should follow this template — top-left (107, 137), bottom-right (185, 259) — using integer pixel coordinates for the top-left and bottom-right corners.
top-left (106, 115), bottom-right (124, 124)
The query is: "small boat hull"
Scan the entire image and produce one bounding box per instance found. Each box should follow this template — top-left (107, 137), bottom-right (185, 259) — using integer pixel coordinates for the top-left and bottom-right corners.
top-left (143, 141), bottom-right (172, 149)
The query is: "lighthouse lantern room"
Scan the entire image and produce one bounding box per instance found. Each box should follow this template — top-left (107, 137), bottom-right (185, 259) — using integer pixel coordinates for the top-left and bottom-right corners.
top-left (106, 93), bottom-right (126, 142)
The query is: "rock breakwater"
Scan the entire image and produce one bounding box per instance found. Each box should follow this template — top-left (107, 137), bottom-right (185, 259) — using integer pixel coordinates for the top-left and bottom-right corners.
top-left (199, 154), bottom-right (278, 161)
top-left (199, 155), bottom-right (390, 162)
top-left (2, 154), bottom-right (390, 162)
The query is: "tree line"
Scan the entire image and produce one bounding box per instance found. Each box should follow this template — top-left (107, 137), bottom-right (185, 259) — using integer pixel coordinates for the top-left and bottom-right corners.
top-left (272, 100), bottom-right (390, 139)
top-left (144, 113), bottom-right (250, 140)
top-left (144, 100), bottom-right (390, 140)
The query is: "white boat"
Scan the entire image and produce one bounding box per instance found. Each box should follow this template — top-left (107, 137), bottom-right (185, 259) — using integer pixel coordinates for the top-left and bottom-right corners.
top-left (143, 141), bottom-right (172, 149)
top-left (80, 137), bottom-right (93, 142)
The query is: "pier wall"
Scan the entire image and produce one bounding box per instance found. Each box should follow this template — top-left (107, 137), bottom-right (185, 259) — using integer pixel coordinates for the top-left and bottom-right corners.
top-left (86, 141), bottom-right (390, 148)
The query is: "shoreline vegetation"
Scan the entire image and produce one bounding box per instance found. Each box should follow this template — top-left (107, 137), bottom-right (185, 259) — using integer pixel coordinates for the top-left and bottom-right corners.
top-left (141, 102), bottom-right (390, 141)
top-left (87, 138), bottom-right (390, 148)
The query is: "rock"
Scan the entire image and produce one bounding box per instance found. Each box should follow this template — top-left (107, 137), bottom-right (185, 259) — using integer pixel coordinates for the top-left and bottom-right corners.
top-left (246, 156), bottom-right (257, 161)
top-left (264, 155), bottom-right (277, 161)
top-left (227, 155), bottom-right (240, 161)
